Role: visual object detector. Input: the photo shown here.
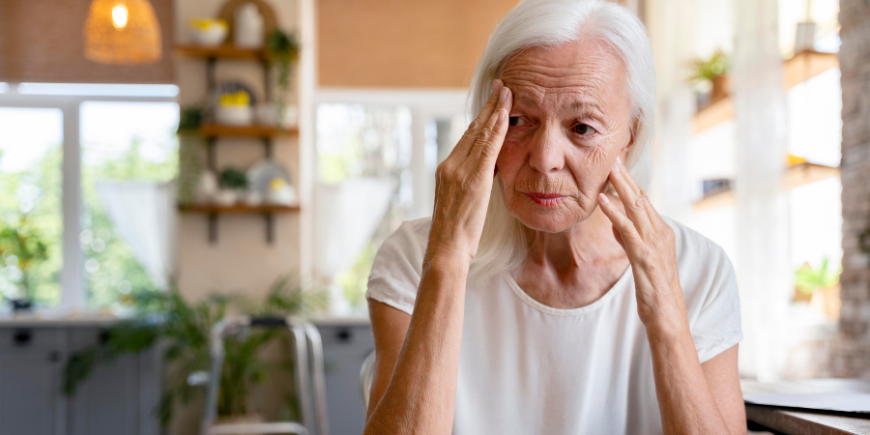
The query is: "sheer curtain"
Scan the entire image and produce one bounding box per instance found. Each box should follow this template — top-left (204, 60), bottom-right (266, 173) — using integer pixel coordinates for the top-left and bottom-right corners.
top-left (95, 181), bottom-right (176, 290)
top-left (732, 0), bottom-right (791, 380)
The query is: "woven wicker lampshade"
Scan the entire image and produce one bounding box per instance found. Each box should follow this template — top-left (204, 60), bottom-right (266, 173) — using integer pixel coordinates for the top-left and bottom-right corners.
top-left (84, 0), bottom-right (162, 64)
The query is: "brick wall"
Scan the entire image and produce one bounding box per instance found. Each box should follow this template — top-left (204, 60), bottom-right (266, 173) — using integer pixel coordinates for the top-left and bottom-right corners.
top-left (835, 0), bottom-right (870, 378)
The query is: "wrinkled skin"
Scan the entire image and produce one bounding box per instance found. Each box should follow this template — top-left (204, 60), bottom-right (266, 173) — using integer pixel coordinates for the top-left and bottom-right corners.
top-left (497, 38), bottom-right (634, 233)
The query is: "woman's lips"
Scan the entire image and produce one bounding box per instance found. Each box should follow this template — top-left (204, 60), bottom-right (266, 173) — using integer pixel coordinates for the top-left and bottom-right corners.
top-left (526, 192), bottom-right (566, 206)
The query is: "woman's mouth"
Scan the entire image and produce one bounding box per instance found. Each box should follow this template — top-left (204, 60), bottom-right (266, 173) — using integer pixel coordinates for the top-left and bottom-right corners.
top-left (526, 192), bottom-right (566, 206)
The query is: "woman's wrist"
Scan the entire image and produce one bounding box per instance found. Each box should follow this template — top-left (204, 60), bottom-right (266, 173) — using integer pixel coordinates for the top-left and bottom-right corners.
top-left (424, 244), bottom-right (472, 273)
top-left (643, 307), bottom-right (691, 344)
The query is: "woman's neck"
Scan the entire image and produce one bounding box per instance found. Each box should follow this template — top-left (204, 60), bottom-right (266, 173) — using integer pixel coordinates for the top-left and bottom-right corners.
top-left (516, 197), bottom-right (630, 309)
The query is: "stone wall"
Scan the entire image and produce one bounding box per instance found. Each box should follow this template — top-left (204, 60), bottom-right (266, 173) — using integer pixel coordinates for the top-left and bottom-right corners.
top-left (835, 0), bottom-right (870, 378)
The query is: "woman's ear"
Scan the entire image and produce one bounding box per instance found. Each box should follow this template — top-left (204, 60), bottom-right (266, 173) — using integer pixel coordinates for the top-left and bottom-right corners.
top-left (626, 117), bottom-right (639, 149)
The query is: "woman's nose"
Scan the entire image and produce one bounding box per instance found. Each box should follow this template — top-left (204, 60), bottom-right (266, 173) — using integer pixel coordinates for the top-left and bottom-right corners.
top-left (527, 125), bottom-right (566, 174)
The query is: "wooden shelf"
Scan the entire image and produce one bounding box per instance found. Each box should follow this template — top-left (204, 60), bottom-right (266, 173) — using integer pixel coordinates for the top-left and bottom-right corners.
top-left (693, 51), bottom-right (839, 134)
top-left (175, 44), bottom-right (267, 60)
top-left (199, 124), bottom-right (298, 137)
top-left (179, 203), bottom-right (300, 244)
top-left (692, 162), bottom-right (839, 212)
top-left (178, 203), bottom-right (300, 214)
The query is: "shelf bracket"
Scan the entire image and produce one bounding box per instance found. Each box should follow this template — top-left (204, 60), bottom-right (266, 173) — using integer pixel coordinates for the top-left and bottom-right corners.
top-left (262, 59), bottom-right (272, 102)
top-left (263, 137), bottom-right (273, 159)
top-left (206, 136), bottom-right (217, 172)
top-left (208, 213), bottom-right (218, 244)
top-left (206, 57), bottom-right (217, 93)
top-left (264, 213), bottom-right (274, 244)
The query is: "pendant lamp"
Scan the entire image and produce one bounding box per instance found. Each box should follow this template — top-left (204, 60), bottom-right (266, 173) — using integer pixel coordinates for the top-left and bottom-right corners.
top-left (84, 0), bottom-right (162, 64)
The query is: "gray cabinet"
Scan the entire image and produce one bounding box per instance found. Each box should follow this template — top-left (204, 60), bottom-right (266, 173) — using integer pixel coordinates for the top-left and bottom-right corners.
top-left (0, 324), bottom-right (159, 435)
top-left (316, 321), bottom-right (374, 435)
top-left (0, 328), bottom-right (63, 435)
top-left (66, 327), bottom-right (160, 435)
top-left (0, 353), bottom-right (61, 435)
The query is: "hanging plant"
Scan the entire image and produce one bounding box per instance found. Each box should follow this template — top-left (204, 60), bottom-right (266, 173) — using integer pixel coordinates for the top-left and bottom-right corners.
top-left (266, 29), bottom-right (299, 127)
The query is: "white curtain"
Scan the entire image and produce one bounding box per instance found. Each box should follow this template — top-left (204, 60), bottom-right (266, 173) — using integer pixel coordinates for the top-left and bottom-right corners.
top-left (313, 178), bottom-right (394, 279)
top-left (732, 0), bottom-right (791, 381)
top-left (95, 181), bottom-right (177, 290)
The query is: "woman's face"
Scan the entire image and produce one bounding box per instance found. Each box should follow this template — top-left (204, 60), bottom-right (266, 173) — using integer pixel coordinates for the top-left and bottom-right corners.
top-left (497, 38), bottom-right (635, 233)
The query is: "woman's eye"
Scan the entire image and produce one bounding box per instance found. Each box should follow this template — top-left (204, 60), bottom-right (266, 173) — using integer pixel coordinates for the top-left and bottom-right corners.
top-left (508, 116), bottom-right (525, 127)
top-left (574, 124), bottom-right (596, 135)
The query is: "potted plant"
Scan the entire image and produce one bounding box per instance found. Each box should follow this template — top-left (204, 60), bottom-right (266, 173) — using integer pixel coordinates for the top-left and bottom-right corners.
top-left (794, 257), bottom-right (841, 319)
top-left (265, 29), bottom-right (299, 128)
top-left (61, 276), bottom-right (327, 428)
top-left (689, 49), bottom-right (732, 108)
top-left (0, 213), bottom-right (48, 311)
top-left (216, 167), bottom-right (249, 205)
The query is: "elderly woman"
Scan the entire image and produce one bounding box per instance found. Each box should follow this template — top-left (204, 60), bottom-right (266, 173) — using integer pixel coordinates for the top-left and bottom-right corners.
top-left (363, 0), bottom-right (744, 433)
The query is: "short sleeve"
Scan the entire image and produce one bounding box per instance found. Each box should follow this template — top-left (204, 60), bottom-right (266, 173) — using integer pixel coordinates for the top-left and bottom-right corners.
top-left (365, 218), bottom-right (431, 315)
top-left (690, 247), bottom-right (743, 363)
top-left (669, 219), bottom-right (743, 364)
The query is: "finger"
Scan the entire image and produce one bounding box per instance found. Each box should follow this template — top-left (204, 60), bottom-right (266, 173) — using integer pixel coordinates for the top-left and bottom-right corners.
top-left (451, 79), bottom-right (504, 159)
top-left (608, 157), bottom-right (654, 233)
top-left (597, 192), bottom-right (644, 250)
top-left (611, 226), bottom-right (625, 250)
top-left (615, 157), bottom-right (659, 217)
top-left (473, 79), bottom-right (505, 129)
top-left (471, 86), bottom-right (512, 160)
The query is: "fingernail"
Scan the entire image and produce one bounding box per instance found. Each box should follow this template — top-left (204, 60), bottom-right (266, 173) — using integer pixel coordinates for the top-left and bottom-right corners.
top-left (498, 108), bottom-right (506, 122)
top-left (599, 193), bottom-right (610, 205)
top-left (613, 156), bottom-right (622, 171)
top-left (499, 87), bottom-right (508, 104)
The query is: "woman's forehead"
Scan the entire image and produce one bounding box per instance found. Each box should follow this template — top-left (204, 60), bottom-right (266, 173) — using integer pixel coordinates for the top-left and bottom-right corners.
top-left (500, 39), bottom-right (629, 112)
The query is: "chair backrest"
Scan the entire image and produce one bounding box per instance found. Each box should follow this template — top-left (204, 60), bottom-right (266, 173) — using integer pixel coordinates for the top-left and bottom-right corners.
top-left (360, 350), bottom-right (377, 410)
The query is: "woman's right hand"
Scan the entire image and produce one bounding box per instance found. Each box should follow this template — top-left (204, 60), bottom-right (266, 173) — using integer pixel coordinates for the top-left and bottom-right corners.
top-left (426, 79), bottom-right (513, 265)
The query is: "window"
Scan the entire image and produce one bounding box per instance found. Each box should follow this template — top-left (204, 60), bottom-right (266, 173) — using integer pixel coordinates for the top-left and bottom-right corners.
top-left (80, 101), bottom-right (179, 308)
top-left (0, 108), bottom-right (63, 307)
top-left (0, 83), bottom-right (178, 311)
top-left (313, 90), bottom-right (466, 314)
top-left (315, 103), bottom-right (413, 311)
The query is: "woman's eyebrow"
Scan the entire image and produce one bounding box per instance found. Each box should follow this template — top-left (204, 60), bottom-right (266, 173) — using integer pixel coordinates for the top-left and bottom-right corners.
top-left (513, 95), bottom-right (539, 108)
top-left (570, 101), bottom-right (605, 115)
top-left (512, 95), bottom-right (605, 113)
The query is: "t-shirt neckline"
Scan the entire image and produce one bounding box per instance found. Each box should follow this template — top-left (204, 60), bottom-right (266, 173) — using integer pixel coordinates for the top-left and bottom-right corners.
top-left (504, 265), bottom-right (633, 317)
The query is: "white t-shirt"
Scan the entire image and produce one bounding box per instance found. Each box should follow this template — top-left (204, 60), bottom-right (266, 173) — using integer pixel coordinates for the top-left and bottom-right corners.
top-left (366, 216), bottom-right (742, 435)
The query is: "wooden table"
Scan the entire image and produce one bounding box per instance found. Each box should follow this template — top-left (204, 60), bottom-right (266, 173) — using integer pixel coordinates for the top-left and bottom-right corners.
top-left (742, 379), bottom-right (870, 435)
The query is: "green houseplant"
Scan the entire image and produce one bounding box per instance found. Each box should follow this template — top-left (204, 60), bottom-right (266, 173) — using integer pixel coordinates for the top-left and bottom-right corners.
top-left (0, 213), bottom-right (48, 308)
top-left (795, 257), bottom-right (841, 297)
top-left (794, 258), bottom-right (842, 319)
top-left (219, 167), bottom-right (248, 191)
top-left (61, 276), bottom-right (327, 427)
top-left (689, 49), bottom-right (732, 105)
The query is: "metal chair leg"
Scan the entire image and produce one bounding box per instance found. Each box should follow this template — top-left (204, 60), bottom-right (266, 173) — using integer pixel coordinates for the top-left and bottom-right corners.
top-left (301, 320), bottom-right (330, 435)
top-left (200, 316), bottom-right (329, 435)
top-left (288, 318), bottom-right (314, 432)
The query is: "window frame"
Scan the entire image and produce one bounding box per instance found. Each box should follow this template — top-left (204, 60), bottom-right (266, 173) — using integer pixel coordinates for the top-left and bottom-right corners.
top-left (0, 83), bottom-right (177, 312)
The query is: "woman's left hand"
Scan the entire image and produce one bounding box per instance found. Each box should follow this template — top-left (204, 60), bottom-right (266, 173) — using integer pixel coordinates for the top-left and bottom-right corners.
top-left (597, 157), bottom-right (687, 333)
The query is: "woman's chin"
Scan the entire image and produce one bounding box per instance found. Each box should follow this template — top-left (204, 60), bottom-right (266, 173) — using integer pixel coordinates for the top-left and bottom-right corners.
top-left (510, 207), bottom-right (579, 233)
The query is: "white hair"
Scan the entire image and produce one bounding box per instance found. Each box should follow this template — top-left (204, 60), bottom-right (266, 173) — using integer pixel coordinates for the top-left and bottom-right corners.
top-left (467, 0), bottom-right (656, 280)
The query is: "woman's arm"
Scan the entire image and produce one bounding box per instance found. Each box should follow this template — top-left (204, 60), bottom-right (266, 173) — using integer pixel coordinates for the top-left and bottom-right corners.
top-left (702, 346), bottom-right (746, 434)
top-left (364, 80), bottom-right (513, 435)
top-left (597, 158), bottom-right (745, 435)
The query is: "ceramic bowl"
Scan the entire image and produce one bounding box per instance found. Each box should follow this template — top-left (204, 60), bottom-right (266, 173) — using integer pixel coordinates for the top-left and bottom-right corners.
top-left (190, 22), bottom-right (228, 46)
top-left (215, 105), bottom-right (253, 126)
